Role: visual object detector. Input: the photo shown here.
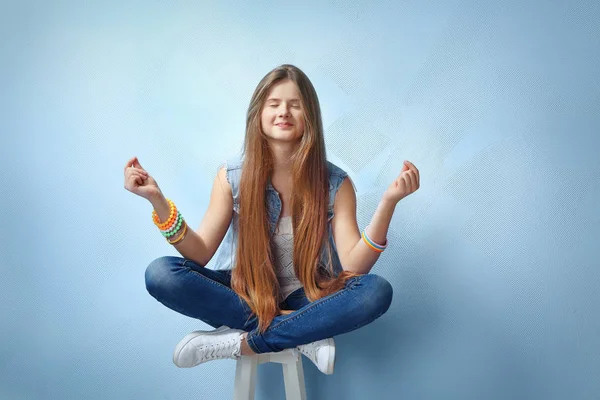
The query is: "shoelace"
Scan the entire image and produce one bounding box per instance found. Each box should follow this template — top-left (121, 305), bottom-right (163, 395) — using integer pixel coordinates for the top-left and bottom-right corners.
top-left (202, 336), bottom-right (240, 360)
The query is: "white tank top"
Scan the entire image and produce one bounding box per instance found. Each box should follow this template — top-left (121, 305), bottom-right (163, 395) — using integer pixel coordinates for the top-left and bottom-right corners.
top-left (272, 216), bottom-right (303, 302)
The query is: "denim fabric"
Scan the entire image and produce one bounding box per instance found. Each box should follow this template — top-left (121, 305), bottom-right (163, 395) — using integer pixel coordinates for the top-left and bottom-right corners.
top-left (145, 256), bottom-right (393, 354)
top-left (212, 152), bottom-right (356, 278)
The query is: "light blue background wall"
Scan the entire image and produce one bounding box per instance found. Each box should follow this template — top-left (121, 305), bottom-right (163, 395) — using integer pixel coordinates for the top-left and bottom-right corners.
top-left (1, 0), bottom-right (599, 399)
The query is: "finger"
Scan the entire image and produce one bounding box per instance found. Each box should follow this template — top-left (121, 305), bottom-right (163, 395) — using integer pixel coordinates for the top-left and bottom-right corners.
top-left (131, 170), bottom-right (147, 181)
top-left (404, 161), bottom-right (420, 188)
top-left (401, 171), bottom-right (412, 192)
top-left (126, 167), bottom-right (148, 179)
top-left (129, 172), bottom-right (145, 186)
top-left (406, 170), bottom-right (417, 191)
top-left (401, 174), bottom-right (411, 191)
top-left (124, 156), bottom-right (136, 173)
top-left (130, 167), bottom-right (148, 176)
top-left (413, 165), bottom-right (420, 185)
top-left (133, 157), bottom-right (144, 170)
top-left (128, 174), bottom-right (141, 187)
top-left (404, 160), bottom-right (419, 177)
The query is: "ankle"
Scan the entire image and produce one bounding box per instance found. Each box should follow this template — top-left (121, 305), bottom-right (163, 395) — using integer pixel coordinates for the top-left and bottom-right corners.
top-left (240, 333), bottom-right (256, 356)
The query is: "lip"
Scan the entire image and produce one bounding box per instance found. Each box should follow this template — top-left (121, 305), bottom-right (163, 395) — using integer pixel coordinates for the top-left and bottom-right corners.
top-left (276, 123), bottom-right (293, 127)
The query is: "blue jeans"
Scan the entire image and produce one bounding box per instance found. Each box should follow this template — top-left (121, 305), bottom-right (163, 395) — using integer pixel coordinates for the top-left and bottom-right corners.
top-left (145, 256), bottom-right (393, 354)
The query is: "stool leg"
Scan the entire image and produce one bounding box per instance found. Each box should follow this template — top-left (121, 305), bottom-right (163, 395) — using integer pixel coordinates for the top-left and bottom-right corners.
top-left (234, 356), bottom-right (258, 400)
top-left (282, 351), bottom-right (307, 400)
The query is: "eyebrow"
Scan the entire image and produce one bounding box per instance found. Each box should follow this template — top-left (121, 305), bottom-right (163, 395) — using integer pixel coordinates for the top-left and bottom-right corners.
top-left (266, 98), bottom-right (300, 102)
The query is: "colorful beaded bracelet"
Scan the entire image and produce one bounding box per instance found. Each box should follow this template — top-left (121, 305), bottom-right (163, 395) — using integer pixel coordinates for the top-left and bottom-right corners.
top-left (161, 211), bottom-right (184, 238)
top-left (152, 199), bottom-right (178, 230)
top-left (168, 222), bottom-right (188, 245)
top-left (152, 199), bottom-right (177, 229)
top-left (361, 224), bottom-right (388, 253)
top-left (152, 198), bottom-right (187, 244)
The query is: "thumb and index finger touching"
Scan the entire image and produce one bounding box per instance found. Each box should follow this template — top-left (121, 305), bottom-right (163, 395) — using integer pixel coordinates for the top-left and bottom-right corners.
top-left (124, 156), bottom-right (145, 173)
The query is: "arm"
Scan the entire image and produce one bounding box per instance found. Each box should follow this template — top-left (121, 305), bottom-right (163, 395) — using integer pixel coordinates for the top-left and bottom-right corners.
top-left (333, 161), bottom-right (420, 274)
top-left (331, 177), bottom-right (396, 275)
top-left (149, 193), bottom-right (212, 266)
top-left (149, 165), bottom-right (233, 266)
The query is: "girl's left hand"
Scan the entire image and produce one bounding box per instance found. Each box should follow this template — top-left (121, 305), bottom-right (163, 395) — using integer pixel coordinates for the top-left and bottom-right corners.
top-left (382, 160), bottom-right (420, 204)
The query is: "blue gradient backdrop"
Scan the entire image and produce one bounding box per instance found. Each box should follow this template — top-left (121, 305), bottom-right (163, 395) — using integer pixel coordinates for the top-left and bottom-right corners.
top-left (1, 0), bottom-right (599, 399)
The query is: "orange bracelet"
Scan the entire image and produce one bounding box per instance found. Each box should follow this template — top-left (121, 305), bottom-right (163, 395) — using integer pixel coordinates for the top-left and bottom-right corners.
top-left (152, 199), bottom-right (178, 230)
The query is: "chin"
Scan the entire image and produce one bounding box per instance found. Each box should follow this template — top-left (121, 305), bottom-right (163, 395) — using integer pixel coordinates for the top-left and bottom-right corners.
top-left (267, 134), bottom-right (300, 143)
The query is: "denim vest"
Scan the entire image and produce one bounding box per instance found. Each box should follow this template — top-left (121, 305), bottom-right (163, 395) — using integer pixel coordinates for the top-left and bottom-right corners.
top-left (211, 153), bottom-right (354, 279)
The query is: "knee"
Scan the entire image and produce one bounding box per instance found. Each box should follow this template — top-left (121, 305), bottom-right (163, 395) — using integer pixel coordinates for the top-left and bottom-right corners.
top-left (145, 256), bottom-right (181, 298)
top-left (361, 274), bottom-right (394, 316)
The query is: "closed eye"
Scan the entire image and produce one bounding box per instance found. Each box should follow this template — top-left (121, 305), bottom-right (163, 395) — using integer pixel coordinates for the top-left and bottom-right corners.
top-left (268, 104), bottom-right (301, 108)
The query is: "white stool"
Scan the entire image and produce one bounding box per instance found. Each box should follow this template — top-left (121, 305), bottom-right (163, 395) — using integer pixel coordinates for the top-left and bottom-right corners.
top-left (234, 347), bottom-right (307, 400)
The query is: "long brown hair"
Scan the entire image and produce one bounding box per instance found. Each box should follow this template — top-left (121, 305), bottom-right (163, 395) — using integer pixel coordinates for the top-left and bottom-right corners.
top-left (230, 64), bottom-right (363, 334)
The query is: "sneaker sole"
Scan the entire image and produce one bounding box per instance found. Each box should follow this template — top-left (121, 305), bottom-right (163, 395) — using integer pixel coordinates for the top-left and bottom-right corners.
top-left (325, 338), bottom-right (335, 375)
top-left (173, 325), bottom-right (231, 367)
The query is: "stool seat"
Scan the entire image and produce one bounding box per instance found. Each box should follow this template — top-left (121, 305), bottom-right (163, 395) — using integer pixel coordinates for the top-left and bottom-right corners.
top-left (234, 347), bottom-right (307, 400)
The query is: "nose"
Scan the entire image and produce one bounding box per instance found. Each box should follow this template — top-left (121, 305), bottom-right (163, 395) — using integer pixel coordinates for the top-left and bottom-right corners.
top-left (278, 105), bottom-right (292, 117)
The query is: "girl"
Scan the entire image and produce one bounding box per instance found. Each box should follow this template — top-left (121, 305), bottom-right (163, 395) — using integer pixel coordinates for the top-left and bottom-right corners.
top-left (124, 64), bottom-right (420, 375)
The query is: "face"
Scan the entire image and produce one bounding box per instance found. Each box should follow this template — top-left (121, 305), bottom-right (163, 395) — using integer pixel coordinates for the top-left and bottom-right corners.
top-left (260, 79), bottom-right (305, 143)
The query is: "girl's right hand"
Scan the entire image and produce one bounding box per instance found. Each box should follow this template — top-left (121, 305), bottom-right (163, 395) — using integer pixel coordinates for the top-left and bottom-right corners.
top-left (124, 156), bottom-right (161, 200)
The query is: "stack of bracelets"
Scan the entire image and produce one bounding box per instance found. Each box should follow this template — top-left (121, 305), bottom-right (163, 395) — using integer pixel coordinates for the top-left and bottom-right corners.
top-left (362, 225), bottom-right (388, 253)
top-left (152, 198), bottom-right (188, 245)
top-left (153, 198), bottom-right (388, 252)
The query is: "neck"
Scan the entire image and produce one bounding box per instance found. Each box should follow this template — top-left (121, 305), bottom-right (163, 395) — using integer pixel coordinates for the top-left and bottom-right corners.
top-left (268, 141), bottom-right (297, 176)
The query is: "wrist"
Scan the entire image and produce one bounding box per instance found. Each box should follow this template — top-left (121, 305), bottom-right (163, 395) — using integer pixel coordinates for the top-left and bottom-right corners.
top-left (148, 190), bottom-right (165, 206)
top-left (379, 198), bottom-right (398, 212)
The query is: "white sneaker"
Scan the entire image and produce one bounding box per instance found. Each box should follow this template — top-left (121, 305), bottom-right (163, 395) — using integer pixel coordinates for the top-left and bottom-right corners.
top-left (297, 337), bottom-right (335, 375)
top-left (173, 325), bottom-right (245, 368)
